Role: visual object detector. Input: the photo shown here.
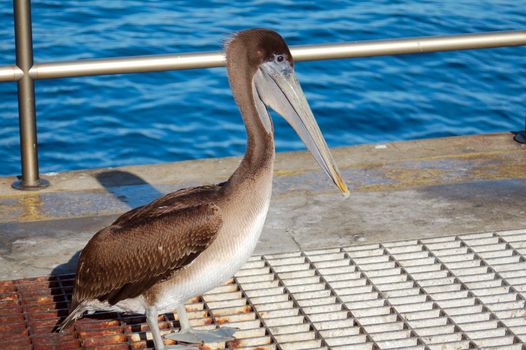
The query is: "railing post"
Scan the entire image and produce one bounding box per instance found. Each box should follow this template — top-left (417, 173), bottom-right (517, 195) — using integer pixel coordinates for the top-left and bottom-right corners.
top-left (12, 0), bottom-right (48, 190)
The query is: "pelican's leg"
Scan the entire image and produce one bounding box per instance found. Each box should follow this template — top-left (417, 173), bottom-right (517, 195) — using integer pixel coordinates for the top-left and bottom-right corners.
top-left (146, 306), bottom-right (166, 350)
top-left (165, 304), bottom-right (236, 344)
top-left (177, 304), bottom-right (192, 332)
top-left (147, 306), bottom-right (198, 350)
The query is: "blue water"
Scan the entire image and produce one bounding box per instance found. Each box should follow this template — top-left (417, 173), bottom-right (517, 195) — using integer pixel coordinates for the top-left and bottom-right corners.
top-left (0, 1), bottom-right (525, 176)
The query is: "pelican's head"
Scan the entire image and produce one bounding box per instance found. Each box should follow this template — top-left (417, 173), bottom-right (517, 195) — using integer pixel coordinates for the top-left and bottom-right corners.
top-left (226, 29), bottom-right (349, 196)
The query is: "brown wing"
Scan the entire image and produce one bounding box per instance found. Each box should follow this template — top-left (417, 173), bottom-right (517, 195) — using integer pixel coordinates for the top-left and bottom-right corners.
top-left (110, 184), bottom-right (224, 227)
top-left (71, 202), bottom-right (222, 309)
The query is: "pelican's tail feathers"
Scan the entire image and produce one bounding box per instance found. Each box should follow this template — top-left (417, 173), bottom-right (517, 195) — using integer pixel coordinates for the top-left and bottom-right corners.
top-left (54, 303), bottom-right (85, 333)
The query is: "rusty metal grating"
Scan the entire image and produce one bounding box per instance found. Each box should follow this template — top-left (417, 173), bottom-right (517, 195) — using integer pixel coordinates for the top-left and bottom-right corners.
top-left (2, 228), bottom-right (526, 350)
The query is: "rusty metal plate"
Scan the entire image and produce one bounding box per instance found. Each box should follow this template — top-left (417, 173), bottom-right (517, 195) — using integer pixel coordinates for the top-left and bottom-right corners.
top-left (2, 229), bottom-right (526, 349)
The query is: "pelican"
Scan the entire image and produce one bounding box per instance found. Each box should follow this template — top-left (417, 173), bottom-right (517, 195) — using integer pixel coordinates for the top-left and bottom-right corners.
top-left (57, 28), bottom-right (349, 350)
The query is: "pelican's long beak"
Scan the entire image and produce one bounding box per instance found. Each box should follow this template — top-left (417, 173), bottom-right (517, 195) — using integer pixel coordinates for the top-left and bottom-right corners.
top-left (254, 60), bottom-right (349, 196)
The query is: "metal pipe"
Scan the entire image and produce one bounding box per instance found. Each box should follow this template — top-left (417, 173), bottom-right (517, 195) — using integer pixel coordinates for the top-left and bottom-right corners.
top-left (0, 65), bottom-right (23, 82)
top-left (12, 0), bottom-right (48, 190)
top-left (0, 30), bottom-right (523, 82)
top-left (31, 52), bottom-right (225, 80)
top-left (292, 30), bottom-right (526, 60)
top-left (20, 29), bottom-right (526, 80)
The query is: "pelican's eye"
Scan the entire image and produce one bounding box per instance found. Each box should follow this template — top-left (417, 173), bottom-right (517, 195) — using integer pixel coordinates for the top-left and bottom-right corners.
top-left (276, 55), bottom-right (284, 63)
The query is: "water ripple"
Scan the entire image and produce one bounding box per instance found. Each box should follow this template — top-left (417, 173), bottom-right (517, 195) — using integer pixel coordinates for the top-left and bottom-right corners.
top-left (0, 1), bottom-right (524, 176)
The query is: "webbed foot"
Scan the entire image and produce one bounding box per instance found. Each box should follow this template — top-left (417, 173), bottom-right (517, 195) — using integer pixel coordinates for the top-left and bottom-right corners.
top-left (165, 327), bottom-right (237, 344)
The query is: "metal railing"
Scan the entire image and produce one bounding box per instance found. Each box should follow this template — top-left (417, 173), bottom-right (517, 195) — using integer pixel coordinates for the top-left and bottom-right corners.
top-left (2, 0), bottom-right (526, 190)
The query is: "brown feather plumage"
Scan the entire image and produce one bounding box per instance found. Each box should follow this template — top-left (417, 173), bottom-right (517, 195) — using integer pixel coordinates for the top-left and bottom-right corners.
top-left (69, 184), bottom-right (224, 312)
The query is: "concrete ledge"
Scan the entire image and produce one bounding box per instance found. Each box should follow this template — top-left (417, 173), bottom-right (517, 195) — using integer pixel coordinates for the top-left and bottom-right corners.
top-left (0, 133), bottom-right (525, 280)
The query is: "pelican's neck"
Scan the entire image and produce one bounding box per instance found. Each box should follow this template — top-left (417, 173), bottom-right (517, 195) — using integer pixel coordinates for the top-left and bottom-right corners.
top-left (226, 57), bottom-right (274, 186)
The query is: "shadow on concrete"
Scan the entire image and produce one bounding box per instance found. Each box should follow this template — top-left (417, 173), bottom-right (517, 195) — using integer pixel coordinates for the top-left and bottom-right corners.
top-left (420, 179), bottom-right (526, 206)
top-left (51, 250), bottom-right (81, 276)
top-left (95, 170), bottom-right (163, 208)
top-left (417, 179), bottom-right (526, 231)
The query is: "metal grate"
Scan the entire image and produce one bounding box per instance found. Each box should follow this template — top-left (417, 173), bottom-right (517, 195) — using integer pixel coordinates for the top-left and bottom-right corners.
top-left (2, 229), bottom-right (526, 349)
